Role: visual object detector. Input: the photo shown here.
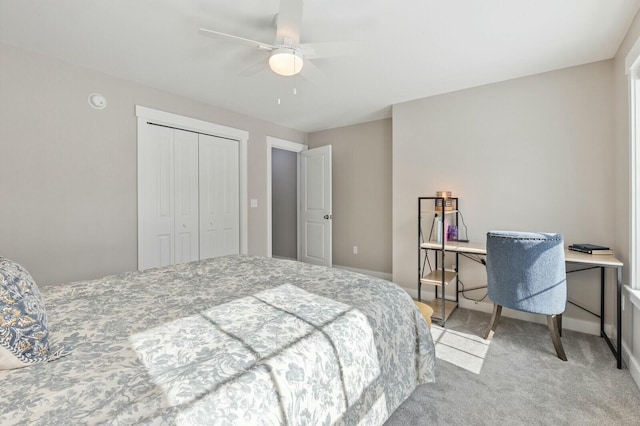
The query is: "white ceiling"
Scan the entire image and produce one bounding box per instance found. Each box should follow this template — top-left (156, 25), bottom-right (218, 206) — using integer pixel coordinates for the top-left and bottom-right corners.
top-left (1, 0), bottom-right (639, 132)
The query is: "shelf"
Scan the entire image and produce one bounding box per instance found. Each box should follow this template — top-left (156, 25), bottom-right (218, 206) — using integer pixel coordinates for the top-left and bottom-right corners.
top-left (421, 241), bottom-right (457, 251)
top-left (420, 209), bottom-right (458, 215)
top-left (421, 241), bottom-right (487, 254)
top-left (420, 269), bottom-right (457, 286)
top-left (424, 298), bottom-right (458, 321)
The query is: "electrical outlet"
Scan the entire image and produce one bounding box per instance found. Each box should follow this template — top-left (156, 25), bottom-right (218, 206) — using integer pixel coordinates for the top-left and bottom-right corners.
top-left (353, 246), bottom-right (358, 255)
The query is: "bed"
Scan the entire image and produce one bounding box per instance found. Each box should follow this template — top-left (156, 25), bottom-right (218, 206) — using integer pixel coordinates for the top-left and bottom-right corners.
top-left (0, 255), bottom-right (435, 425)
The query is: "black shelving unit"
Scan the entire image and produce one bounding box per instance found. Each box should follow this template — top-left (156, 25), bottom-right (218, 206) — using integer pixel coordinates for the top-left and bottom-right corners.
top-left (418, 196), bottom-right (460, 326)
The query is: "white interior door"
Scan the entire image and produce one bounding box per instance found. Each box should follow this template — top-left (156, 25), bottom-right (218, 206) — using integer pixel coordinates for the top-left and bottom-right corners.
top-left (199, 134), bottom-right (240, 259)
top-left (300, 145), bottom-right (332, 267)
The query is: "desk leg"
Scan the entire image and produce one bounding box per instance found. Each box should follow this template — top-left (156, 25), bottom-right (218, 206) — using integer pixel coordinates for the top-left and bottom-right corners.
top-left (600, 266), bottom-right (623, 369)
top-left (617, 266), bottom-right (622, 369)
top-left (601, 266), bottom-right (624, 369)
top-left (600, 267), bottom-right (605, 338)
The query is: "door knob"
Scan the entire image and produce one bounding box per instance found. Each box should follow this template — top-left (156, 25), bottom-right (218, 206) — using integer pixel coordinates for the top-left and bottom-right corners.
top-left (324, 214), bottom-right (333, 219)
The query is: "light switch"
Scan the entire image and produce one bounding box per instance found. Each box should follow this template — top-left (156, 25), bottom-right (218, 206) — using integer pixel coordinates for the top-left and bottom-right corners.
top-left (250, 199), bottom-right (258, 208)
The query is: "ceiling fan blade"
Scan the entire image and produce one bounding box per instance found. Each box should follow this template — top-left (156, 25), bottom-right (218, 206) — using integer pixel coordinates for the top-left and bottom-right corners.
top-left (300, 41), bottom-right (359, 59)
top-left (199, 28), bottom-right (275, 50)
top-left (276, 0), bottom-right (303, 44)
top-left (299, 59), bottom-right (325, 82)
top-left (238, 56), bottom-right (269, 77)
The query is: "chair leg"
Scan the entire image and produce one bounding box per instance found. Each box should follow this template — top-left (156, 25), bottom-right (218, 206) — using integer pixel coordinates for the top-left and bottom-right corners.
top-left (484, 304), bottom-right (502, 340)
top-left (558, 313), bottom-right (562, 337)
top-left (547, 314), bottom-right (567, 361)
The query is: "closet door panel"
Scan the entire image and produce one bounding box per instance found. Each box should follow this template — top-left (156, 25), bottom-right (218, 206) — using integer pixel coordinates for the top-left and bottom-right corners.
top-left (199, 135), bottom-right (239, 259)
top-left (138, 124), bottom-right (175, 270)
top-left (199, 136), bottom-right (222, 259)
top-left (174, 130), bottom-right (200, 264)
top-left (220, 138), bottom-right (240, 255)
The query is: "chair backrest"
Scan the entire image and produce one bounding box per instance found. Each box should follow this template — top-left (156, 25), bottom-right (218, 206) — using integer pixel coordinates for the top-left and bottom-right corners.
top-left (486, 231), bottom-right (566, 315)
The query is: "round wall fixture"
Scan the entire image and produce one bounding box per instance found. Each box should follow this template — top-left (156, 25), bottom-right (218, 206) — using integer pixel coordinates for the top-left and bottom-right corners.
top-left (88, 93), bottom-right (107, 110)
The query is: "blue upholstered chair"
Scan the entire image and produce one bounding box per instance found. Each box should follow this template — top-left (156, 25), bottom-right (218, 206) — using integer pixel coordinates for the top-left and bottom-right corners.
top-left (483, 231), bottom-right (568, 361)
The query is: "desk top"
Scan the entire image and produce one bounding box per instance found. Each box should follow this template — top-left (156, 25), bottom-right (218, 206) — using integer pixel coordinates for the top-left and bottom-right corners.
top-left (420, 241), bottom-right (623, 267)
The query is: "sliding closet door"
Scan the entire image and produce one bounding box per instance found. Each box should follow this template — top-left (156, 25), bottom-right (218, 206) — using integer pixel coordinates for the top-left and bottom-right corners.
top-left (199, 134), bottom-right (240, 259)
top-left (138, 125), bottom-right (198, 270)
top-left (173, 130), bottom-right (199, 264)
top-left (138, 124), bottom-right (175, 270)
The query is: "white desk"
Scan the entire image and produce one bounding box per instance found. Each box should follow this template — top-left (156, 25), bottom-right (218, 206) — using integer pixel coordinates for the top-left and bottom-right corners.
top-left (420, 241), bottom-right (624, 368)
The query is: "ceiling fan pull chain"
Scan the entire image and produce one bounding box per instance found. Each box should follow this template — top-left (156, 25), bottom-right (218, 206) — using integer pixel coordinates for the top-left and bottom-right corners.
top-left (293, 58), bottom-right (297, 95)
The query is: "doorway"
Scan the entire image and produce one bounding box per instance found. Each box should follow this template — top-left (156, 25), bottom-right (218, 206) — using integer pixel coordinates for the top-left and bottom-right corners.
top-left (272, 148), bottom-right (298, 260)
top-left (266, 137), bottom-right (306, 259)
top-left (266, 137), bottom-right (333, 267)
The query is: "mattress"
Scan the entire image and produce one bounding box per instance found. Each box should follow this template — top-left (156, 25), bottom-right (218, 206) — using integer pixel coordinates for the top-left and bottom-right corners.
top-left (0, 255), bottom-right (435, 425)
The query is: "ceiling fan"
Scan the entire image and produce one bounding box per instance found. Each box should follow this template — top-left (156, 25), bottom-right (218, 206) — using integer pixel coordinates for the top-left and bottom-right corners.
top-left (199, 0), bottom-right (352, 78)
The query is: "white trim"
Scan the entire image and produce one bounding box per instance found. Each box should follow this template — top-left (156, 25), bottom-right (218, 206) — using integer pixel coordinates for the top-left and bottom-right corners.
top-left (631, 75), bottom-right (637, 291)
top-left (334, 265), bottom-right (393, 282)
top-left (239, 139), bottom-right (248, 255)
top-left (625, 285), bottom-right (640, 309)
top-left (623, 287), bottom-right (639, 384)
top-left (626, 35), bottom-right (640, 73)
top-left (627, 42), bottom-right (640, 290)
top-left (136, 106), bottom-right (248, 141)
top-left (267, 137), bottom-right (307, 152)
top-left (624, 36), bottom-right (640, 389)
top-left (136, 105), bottom-right (249, 254)
top-left (266, 136), bottom-right (306, 258)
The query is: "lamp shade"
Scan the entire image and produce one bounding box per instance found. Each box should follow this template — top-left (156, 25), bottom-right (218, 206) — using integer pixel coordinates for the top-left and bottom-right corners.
top-left (269, 47), bottom-right (304, 76)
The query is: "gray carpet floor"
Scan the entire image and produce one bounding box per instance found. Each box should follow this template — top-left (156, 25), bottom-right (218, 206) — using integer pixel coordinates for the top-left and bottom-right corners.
top-left (385, 308), bottom-right (640, 425)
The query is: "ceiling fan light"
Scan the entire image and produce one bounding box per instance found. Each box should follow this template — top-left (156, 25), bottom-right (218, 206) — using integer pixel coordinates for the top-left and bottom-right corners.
top-left (269, 47), bottom-right (304, 76)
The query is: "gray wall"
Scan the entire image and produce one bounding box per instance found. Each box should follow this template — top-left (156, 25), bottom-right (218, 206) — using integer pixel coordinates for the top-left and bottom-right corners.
top-left (393, 60), bottom-right (615, 332)
top-left (272, 148), bottom-right (297, 260)
top-left (308, 118), bottom-right (392, 275)
top-left (0, 43), bottom-right (306, 286)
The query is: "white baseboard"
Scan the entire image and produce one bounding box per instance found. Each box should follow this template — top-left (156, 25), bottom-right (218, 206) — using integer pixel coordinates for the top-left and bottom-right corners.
top-left (400, 286), bottom-right (600, 336)
top-left (622, 286), bottom-right (640, 389)
top-left (273, 255), bottom-right (296, 261)
top-left (622, 338), bottom-right (640, 390)
top-left (334, 265), bottom-right (392, 282)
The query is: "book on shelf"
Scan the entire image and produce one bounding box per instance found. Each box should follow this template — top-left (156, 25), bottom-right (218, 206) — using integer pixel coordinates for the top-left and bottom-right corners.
top-left (568, 243), bottom-right (612, 255)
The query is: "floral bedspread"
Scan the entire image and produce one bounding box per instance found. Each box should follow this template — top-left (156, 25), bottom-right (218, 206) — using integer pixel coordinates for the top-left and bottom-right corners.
top-left (0, 255), bottom-right (435, 425)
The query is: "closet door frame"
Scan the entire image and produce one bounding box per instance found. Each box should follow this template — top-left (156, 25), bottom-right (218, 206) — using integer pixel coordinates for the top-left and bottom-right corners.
top-left (136, 106), bottom-right (248, 265)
